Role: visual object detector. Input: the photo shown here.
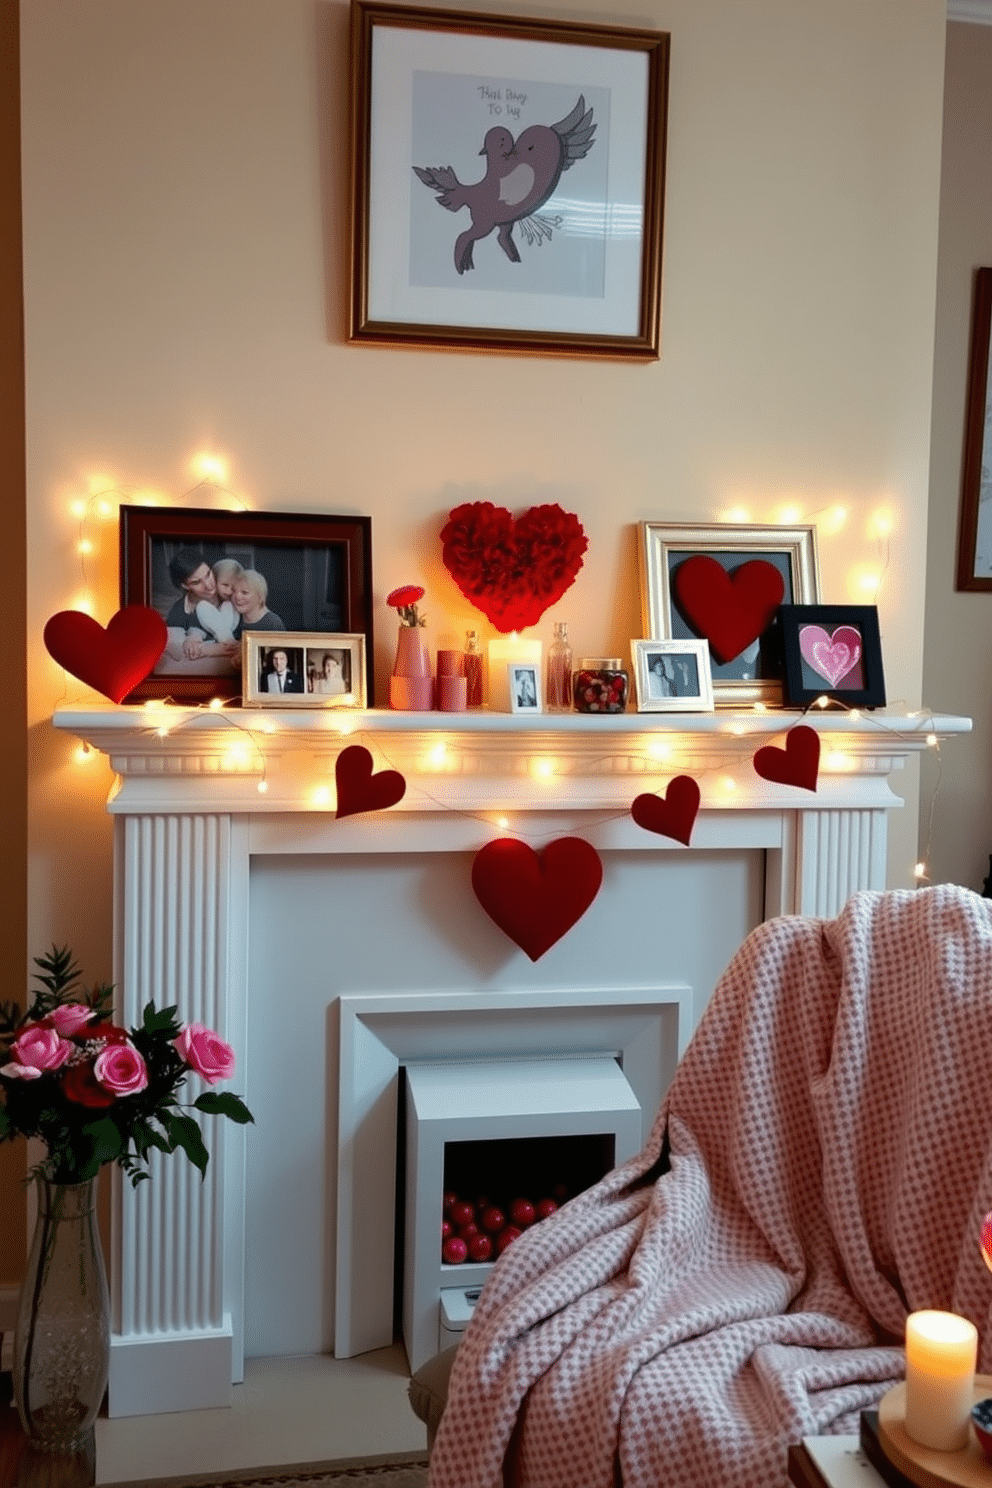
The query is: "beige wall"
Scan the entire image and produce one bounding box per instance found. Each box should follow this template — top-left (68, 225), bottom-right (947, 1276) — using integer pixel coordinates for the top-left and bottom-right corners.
top-left (922, 22), bottom-right (992, 891)
top-left (12, 0), bottom-right (948, 1281)
top-left (0, 0), bottom-right (26, 1287)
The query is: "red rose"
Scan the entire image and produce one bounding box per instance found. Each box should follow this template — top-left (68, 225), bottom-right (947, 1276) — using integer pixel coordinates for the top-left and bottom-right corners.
top-left (386, 586), bottom-right (425, 609)
top-left (62, 1060), bottom-right (117, 1108)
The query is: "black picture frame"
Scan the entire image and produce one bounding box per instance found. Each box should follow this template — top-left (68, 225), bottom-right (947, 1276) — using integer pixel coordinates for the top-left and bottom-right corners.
top-left (956, 267), bottom-right (992, 591)
top-left (349, 0), bottom-right (669, 359)
top-left (779, 604), bottom-right (886, 710)
top-left (120, 506), bottom-right (374, 704)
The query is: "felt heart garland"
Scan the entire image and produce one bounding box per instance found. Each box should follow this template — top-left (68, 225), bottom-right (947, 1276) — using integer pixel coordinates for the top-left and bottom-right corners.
top-left (672, 555), bottom-right (785, 665)
top-left (752, 725), bottom-right (820, 792)
top-left (471, 837), bottom-right (603, 961)
top-left (630, 775), bottom-right (701, 846)
top-left (440, 501), bottom-right (587, 633)
top-left (43, 606), bottom-right (167, 704)
top-left (335, 745), bottom-right (407, 818)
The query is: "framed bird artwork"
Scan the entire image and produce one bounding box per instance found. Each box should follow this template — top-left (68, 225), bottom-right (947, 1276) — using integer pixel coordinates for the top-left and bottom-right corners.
top-left (348, 1), bottom-right (669, 360)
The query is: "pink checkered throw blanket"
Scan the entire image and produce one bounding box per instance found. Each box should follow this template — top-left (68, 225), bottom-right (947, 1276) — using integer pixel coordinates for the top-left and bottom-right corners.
top-left (428, 886), bottom-right (992, 1488)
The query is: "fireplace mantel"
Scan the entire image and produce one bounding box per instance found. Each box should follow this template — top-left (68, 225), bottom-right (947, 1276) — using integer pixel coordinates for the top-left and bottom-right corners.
top-left (51, 703), bottom-right (971, 1418)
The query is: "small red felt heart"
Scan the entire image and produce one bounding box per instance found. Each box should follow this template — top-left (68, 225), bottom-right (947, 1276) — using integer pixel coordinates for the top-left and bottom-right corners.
top-left (672, 555), bottom-right (785, 665)
top-left (335, 744), bottom-right (406, 818)
top-left (43, 606), bottom-right (167, 704)
top-left (440, 501), bottom-right (588, 633)
top-left (630, 775), bottom-right (701, 846)
top-left (471, 837), bottom-right (603, 961)
top-left (752, 725), bottom-right (820, 792)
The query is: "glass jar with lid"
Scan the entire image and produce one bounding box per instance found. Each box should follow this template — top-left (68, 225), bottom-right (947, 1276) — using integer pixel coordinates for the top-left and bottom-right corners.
top-left (572, 659), bottom-right (629, 714)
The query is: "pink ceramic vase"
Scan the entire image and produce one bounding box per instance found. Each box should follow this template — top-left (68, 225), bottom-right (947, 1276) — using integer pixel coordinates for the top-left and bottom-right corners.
top-left (389, 626), bottom-right (433, 710)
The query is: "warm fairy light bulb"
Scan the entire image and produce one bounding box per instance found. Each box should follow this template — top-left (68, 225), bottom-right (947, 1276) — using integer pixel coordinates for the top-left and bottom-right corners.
top-left (648, 739), bottom-right (673, 761)
top-left (820, 505), bottom-right (848, 535)
top-left (848, 708), bottom-right (861, 720)
top-left (726, 720), bottom-right (746, 736)
top-left (532, 757), bottom-right (555, 779)
top-left (721, 776), bottom-right (737, 794)
top-left (312, 785), bottom-right (331, 807)
top-left (192, 452), bottom-right (229, 483)
top-left (857, 571), bottom-right (881, 596)
top-left (826, 750), bottom-right (854, 771)
top-left (869, 508), bottom-right (894, 539)
top-left (336, 719), bottom-right (355, 736)
top-left (74, 743), bottom-right (94, 764)
top-left (224, 744), bottom-right (249, 770)
top-left (926, 733), bottom-right (938, 748)
top-left (72, 593), bottom-right (94, 615)
top-left (495, 816), bottom-right (510, 831)
top-left (719, 506), bottom-right (752, 524)
top-left (155, 724), bottom-right (170, 738)
top-left (816, 695), bottom-right (830, 709)
top-left (752, 701), bottom-right (767, 713)
top-left (78, 538), bottom-right (94, 555)
top-left (96, 499), bottom-right (114, 519)
top-left (209, 696), bottom-right (225, 711)
top-left (777, 505), bottom-right (802, 525)
top-left (914, 862), bottom-right (927, 881)
top-left (257, 779), bottom-right (269, 794)
top-left (69, 498), bottom-right (87, 519)
top-left (428, 742), bottom-right (448, 767)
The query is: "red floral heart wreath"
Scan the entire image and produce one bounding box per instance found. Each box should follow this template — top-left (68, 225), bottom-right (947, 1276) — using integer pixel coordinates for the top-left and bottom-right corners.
top-left (440, 501), bottom-right (588, 633)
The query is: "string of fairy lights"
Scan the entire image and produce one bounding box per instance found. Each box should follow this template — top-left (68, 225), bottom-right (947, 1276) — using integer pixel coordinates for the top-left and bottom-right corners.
top-left (54, 458), bottom-right (943, 880)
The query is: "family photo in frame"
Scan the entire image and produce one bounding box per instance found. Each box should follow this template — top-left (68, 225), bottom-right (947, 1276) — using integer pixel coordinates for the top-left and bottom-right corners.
top-left (119, 506), bottom-right (374, 703)
top-left (631, 638), bottom-right (713, 713)
top-left (243, 632), bottom-right (367, 708)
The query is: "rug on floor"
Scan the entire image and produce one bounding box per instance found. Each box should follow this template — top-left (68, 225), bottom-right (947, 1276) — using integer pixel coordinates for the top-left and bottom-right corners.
top-left (105, 1451), bottom-right (429, 1488)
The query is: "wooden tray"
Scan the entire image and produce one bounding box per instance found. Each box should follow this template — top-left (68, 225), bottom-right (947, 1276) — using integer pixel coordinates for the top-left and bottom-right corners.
top-left (876, 1377), bottom-right (992, 1488)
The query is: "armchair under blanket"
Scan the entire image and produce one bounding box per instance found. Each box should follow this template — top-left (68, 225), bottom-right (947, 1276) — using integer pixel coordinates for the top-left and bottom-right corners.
top-left (410, 884), bottom-right (992, 1488)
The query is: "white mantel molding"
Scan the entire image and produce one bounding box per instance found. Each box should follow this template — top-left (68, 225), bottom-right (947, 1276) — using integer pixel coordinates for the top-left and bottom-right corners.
top-left (51, 703), bottom-right (970, 1416)
top-left (54, 704), bottom-right (970, 821)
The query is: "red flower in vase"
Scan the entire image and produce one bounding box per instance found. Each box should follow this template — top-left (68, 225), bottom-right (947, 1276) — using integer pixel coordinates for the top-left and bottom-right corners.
top-left (386, 586), bottom-right (426, 627)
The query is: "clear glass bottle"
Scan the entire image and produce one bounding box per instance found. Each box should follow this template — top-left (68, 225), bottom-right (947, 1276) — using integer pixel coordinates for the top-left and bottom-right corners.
top-left (546, 621), bottom-right (573, 712)
top-left (464, 629), bottom-right (484, 708)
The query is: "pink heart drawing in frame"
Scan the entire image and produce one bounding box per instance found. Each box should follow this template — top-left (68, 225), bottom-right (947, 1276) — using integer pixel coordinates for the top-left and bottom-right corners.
top-left (798, 624), bottom-right (864, 689)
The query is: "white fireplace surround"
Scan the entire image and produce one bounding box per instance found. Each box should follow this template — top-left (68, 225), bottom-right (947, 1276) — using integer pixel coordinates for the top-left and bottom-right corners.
top-left (53, 704), bottom-right (969, 1418)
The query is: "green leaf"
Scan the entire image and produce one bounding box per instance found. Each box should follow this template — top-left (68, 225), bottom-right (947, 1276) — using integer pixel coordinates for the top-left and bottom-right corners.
top-left (83, 1116), bottom-right (123, 1168)
top-left (193, 1092), bottom-right (255, 1125)
top-left (142, 1003), bottom-right (181, 1035)
top-left (164, 1113), bottom-right (208, 1177)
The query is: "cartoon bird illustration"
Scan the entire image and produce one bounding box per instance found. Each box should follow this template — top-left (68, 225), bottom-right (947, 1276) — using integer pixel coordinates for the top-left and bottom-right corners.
top-left (413, 96), bottom-right (596, 275)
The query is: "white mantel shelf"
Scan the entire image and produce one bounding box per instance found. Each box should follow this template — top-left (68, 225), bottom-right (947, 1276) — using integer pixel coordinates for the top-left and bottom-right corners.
top-left (50, 702), bottom-right (971, 1420)
top-left (53, 704), bottom-right (971, 820)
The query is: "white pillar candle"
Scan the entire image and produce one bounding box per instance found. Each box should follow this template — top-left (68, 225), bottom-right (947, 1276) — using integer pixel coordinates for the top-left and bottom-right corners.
top-left (904, 1310), bottom-right (978, 1451)
top-left (487, 635), bottom-right (543, 712)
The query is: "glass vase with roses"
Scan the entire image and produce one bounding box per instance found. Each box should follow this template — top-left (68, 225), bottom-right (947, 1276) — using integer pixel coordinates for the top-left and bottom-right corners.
top-left (0, 946), bottom-right (253, 1453)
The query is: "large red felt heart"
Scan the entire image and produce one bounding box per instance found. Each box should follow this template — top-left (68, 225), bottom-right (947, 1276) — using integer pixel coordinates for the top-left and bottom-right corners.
top-left (440, 502), bottom-right (588, 633)
top-left (630, 775), bottom-right (701, 846)
top-left (471, 837), bottom-right (603, 961)
top-left (43, 606), bottom-right (167, 704)
top-left (335, 745), bottom-right (406, 818)
top-left (752, 725), bottom-right (820, 792)
top-left (672, 555), bottom-right (785, 665)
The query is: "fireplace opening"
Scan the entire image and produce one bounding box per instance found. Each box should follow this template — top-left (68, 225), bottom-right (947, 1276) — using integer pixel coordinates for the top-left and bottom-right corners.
top-left (402, 1055), bottom-right (642, 1370)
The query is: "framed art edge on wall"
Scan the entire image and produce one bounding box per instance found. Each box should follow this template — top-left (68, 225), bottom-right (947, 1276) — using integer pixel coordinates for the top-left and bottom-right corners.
top-left (956, 266), bottom-right (992, 591)
top-left (348, 0), bottom-right (669, 359)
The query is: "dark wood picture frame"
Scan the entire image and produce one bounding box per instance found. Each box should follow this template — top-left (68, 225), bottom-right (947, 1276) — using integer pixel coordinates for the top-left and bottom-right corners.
top-left (779, 604), bottom-right (886, 710)
top-left (120, 506), bottom-right (374, 704)
top-left (957, 267), bottom-right (992, 590)
top-left (349, 0), bottom-right (669, 359)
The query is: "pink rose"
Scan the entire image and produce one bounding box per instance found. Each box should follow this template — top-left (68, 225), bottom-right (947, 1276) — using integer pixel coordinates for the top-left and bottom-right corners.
top-left (93, 1040), bottom-right (148, 1096)
top-left (47, 1003), bottom-right (98, 1036)
top-left (4, 1025), bottom-right (73, 1078)
top-left (174, 1024), bottom-right (235, 1085)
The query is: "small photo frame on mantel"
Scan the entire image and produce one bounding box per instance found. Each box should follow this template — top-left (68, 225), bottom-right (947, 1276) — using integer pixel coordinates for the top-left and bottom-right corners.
top-left (631, 639), bottom-right (713, 713)
top-left (779, 605), bottom-right (885, 710)
top-left (243, 632), bottom-right (367, 708)
top-left (508, 663), bottom-right (542, 714)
